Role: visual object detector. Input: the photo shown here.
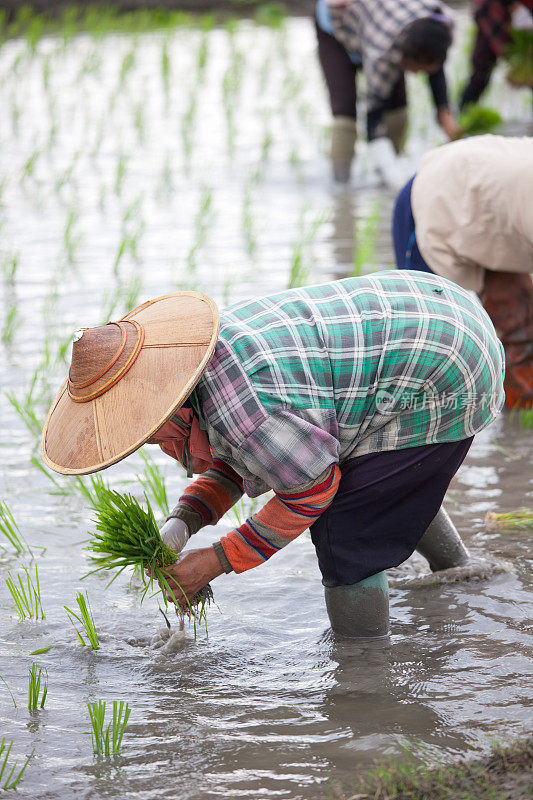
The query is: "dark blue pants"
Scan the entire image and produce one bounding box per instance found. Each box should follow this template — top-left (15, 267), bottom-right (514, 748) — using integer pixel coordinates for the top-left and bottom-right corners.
top-left (310, 438), bottom-right (473, 586)
top-left (392, 176), bottom-right (432, 273)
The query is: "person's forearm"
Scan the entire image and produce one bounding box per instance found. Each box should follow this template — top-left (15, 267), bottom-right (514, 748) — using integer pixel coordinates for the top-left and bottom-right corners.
top-left (166, 459), bottom-right (244, 535)
top-left (459, 30), bottom-right (497, 109)
top-left (428, 67), bottom-right (448, 112)
top-left (214, 464), bottom-right (341, 573)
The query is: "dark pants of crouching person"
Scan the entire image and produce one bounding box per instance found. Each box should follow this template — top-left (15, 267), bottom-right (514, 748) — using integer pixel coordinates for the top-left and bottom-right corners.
top-left (310, 439), bottom-right (472, 637)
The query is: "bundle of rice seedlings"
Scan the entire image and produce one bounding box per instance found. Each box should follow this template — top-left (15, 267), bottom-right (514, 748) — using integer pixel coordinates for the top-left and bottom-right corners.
top-left (485, 509), bottom-right (533, 532)
top-left (458, 104), bottom-right (503, 136)
top-left (86, 487), bottom-right (212, 627)
top-left (505, 29), bottom-right (533, 88)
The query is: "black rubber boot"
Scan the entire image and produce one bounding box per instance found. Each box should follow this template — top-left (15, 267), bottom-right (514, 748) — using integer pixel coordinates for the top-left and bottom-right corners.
top-left (416, 507), bottom-right (470, 572)
top-left (324, 571), bottom-right (389, 638)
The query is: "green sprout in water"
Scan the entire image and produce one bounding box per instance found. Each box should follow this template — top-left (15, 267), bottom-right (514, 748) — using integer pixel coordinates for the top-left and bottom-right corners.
top-left (0, 675), bottom-right (17, 708)
top-left (5, 565), bottom-right (44, 620)
top-left (64, 592), bottom-right (99, 649)
top-left (87, 700), bottom-right (131, 756)
top-left (1, 304), bottom-right (22, 346)
top-left (0, 502), bottom-right (32, 556)
top-left (138, 450), bottom-right (169, 516)
top-left (510, 404), bottom-right (533, 430)
top-left (28, 663), bottom-right (47, 710)
top-left (353, 199), bottom-right (381, 277)
top-left (0, 739), bottom-right (33, 791)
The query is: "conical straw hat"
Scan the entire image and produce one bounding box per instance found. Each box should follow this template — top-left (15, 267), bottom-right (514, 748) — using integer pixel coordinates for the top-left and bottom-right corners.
top-left (41, 292), bottom-right (219, 475)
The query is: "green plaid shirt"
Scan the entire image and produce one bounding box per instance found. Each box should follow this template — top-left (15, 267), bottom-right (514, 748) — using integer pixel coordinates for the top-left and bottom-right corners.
top-left (197, 271), bottom-right (505, 497)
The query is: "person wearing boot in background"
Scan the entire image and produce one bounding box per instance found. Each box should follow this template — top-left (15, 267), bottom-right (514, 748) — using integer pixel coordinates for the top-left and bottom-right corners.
top-left (42, 273), bottom-right (504, 640)
top-left (392, 134), bottom-right (533, 409)
top-left (460, 0), bottom-right (533, 110)
top-left (315, 0), bottom-right (460, 187)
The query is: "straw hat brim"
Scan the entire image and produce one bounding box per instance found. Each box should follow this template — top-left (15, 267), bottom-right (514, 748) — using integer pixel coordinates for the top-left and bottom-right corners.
top-left (41, 292), bottom-right (219, 475)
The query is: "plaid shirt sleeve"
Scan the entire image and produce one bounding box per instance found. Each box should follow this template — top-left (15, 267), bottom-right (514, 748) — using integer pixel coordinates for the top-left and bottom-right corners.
top-left (214, 464), bottom-right (341, 573)
top-left (236, 410), bottom-right (340, 493)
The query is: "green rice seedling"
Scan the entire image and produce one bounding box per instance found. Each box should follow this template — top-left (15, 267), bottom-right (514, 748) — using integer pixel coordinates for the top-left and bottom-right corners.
top-left (5, 386), bottom-right (42, 438)
top-left (138, 450), bottom-right (169, 516)
top-left (119, 48), bottom-right (135, 87)
top-left (28, 662), bottom-right (47, 710)
top-left (63, 208), bottom-right (82, 263)
top-left (186, 187), bottom-right (214, 271)
top-left (161, 38), bottom-right (171, 89)
top-left (510, 403), bottom-right (533, 429)
top-left (115, 153), bottom-right (127, 196)
top-left (353, 199), bottom-right (381, 276)
top-left (241, 181), bottom-right (257, 257)
top-left (86, 488), bottom-right (212, 629)
top-left (87, 700), bottom-right (131, 756)
top-left (181, 91), bottom-right (197, 165)
top-left (21, 150), bottom-right (40, 183)
top-left (518, 406), bottom-right (533, 429)
top-left (0, 502), bottom-right (32, 556)
top-left (287, 209), bottom-right (327, 289)
top-left (2, 303), bottom-right (21, 345)
top-left (134, 100), bottom-right (146, 145)
top-left (458, 104), bottom-right (503, 136)
top-left (485, 509), bottom-right (533, 532)
top-left (0, 675), bottom-right (17, 708)
top-left (26, 14), bottom-right (44, 53)
top-left (5, 353), bottom-right (53, 438)
top-left (2, 252), bottom-right (19, 283)
top-left (255, 2), bottom-right (287, 29)
top-left (6, 565), bottom-right (44, 620)
top-left (0, 739), bottom-right (33, 791)
top-left (64, 592), bottom-right (99, 649)
top-left (505, 29), bottom-right (533, 87)
top-left (10, 93), bottom-right (21, 136)
top-left (73, 473), bottom-right (109, 506)
top-left (29, 646), bottom-right (52, 656)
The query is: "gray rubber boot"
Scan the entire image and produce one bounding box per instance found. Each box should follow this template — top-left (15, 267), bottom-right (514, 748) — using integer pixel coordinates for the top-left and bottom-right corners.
top-left (384, 107), bottom-right (408, 154)
top-left (330, 115), bottom-right (357, 183)
top-left (324, 571), bottom-right (389, 638)
top-left (416, 507), bottom-right (470, 572)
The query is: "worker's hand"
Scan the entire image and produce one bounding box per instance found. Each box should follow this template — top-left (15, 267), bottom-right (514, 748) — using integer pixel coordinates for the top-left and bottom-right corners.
top-left (438, 108), bottom-right (462, 141)
top-left (160, 517), bottom-right (190, 556)
top-left (368, 137), bottom-right (408, 191)
top-left (161, 547), bottom-right (224, 610)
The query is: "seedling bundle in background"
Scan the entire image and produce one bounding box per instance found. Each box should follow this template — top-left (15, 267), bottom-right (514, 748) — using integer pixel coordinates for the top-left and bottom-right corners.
top-left (485, 509), bottom-right (533, 532)
top-left (505, 29), bottom-right (533, 88)
top-left (458, 104), bottom-right (503, 137)
top-left (86, 486), bottom-right (212, 636)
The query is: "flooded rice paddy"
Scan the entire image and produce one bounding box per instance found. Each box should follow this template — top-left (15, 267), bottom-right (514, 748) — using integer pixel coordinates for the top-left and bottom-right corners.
top-left (0, 6), bottom-right (532, 799)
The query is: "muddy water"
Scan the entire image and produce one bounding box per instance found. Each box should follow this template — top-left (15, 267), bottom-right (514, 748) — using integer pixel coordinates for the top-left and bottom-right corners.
top-left (0, 8), bottom-right (532, 800)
